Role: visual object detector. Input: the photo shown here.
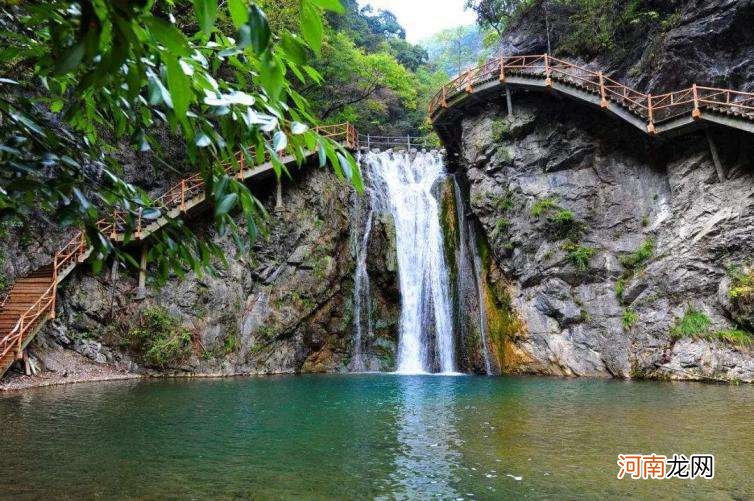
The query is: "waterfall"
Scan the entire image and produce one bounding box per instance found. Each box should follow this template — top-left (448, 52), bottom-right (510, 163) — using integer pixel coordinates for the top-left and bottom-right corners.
top-left (362, 150), bottom-right (456, 374)
top-left (350, 201), bottom-right (373, 372)
top-left (451, 178), bottom-right (493, 375)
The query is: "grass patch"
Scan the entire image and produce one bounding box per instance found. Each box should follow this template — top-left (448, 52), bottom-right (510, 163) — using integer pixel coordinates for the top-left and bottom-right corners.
top-left (670, 308), bottom-right (711, 339)
top-left (728, 266), bottom-right (754, 306)
top-left (563, 241), bottom-right (597, 272)
top-left (622, 308), bottom-right (638, 331)
top-left (126, 306), bottom-right (192, 369)
top-left (493, 218), bottom-right (511, 237)
top-left (495, 193), bottom-right (514, 212)
top-left (531, 197), bottom-right (558, 218)
top-left (616, 239), bottom-right (655, 300)
top-left (709, 329), bottom-right (754, 347)
top-left (491, 119), bottom-right (511, 142)
top-left (620, 238), bottom-right (654, 270)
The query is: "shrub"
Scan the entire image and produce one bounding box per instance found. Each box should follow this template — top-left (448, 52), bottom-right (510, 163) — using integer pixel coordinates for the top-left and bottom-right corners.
top-left (531, 197), bottom-right (558, 218)
top-left (494, 218), bottom-right (511, 236)
top-left (622, 308), bottom-right (638, 330)
top-left (728, 266), bottom-right (754, 306)
top-left (620, 239), bottom-right (655, 271)
top-left (491, 119), bottom-right (511, 142)
top-left (670, 308), bottom-right (711, 339)
top-left (616, 239), bottom-right (655, 302)
top-left (495, 193), bottom-right (514, 212)
top-left (127, 306), bottom-right (192, 369)
top-left (548, 209), bottom-right (584, 240)
top-left (709, 329), bottom-right (754, 348)
top-left (224, 332), bottom-right (241, 354)
top-left (563, 241), bottom-right (597, 272)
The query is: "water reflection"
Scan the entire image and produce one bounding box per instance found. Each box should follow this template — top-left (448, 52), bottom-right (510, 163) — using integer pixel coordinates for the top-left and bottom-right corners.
top-left (387, 376), bottom-right (464, 498)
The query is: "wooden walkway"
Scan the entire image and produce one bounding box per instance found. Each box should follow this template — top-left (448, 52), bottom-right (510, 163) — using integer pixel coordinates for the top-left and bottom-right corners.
top-left (430, 54), bottom-right (754, 137)
top-left (0, 124), bottom-right (358, 378)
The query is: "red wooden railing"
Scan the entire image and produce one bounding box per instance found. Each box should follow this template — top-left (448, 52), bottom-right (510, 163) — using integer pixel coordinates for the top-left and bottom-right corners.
top-left (0, 123), bottom-right (358, 374)
top-left (429, 53), bottom-right (754, 133)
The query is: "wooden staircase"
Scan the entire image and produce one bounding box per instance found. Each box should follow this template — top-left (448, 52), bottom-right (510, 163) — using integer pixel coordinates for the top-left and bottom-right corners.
top-left (0, 123), bottom-right (359, 379)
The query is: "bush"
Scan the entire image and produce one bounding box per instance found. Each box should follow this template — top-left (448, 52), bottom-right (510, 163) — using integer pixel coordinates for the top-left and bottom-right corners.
top-left (127, 306), bottom-right (192, 369)
top-left (670, 308), bottom-right (711, 339)
top-left (493, 218), bottom-right (511, 237)
top-left (620, 239), bottom-right (654, 270)
top-left (563, 241), bottom-right (596, 272)
top-left (728, 266), bottom-right (754, 306)
top-left (616, 239), bottom-right (655, 301)
top-left (709, 329), bottom-right (754, 348)
top-left (622, 309), bottom-right (638, 331)
top-left (491, 119), bottom-right (511, 142)
top-left (548, 209), bottom-right (584, 240)
top-left (531, 197), bottom-right (558, 218)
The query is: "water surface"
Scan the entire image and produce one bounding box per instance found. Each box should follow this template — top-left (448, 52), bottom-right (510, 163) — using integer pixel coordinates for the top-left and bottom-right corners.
top-left (1, 375), bottom-right (752, 499)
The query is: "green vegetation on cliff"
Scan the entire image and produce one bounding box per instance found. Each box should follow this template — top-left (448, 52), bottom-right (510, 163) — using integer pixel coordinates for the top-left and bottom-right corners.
top-left (126, 306), bottom-right (192, 369)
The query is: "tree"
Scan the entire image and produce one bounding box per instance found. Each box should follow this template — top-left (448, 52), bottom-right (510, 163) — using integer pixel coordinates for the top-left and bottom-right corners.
top-left (465, 0), bottom-right (535, 50)
top-left (0, 0), bottom-right (359, 280)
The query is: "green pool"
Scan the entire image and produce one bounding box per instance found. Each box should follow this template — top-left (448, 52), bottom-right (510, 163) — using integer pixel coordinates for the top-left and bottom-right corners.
top-left (1, 375), bottom-right (752, 499)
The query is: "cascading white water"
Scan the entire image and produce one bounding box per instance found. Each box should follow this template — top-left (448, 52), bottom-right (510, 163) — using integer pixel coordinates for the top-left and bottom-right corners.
top-left (362, 150), bottom-right (456, 374)
top-left (350, 203), bottom-right (373, 372)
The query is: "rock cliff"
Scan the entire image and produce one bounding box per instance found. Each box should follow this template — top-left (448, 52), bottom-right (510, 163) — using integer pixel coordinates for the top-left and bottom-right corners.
top-left (454, 94), bottom-right (754, 382)
top-left (4, 164), bottom-right (399, 385)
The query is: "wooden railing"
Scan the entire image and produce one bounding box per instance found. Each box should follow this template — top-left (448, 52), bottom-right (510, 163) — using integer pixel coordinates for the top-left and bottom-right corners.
top-left (429, 53), bottom-right (754, 133)
top-left (360, 135), bottom-right (433, 150)
top-left (0, 123), bottom-right (358, 375)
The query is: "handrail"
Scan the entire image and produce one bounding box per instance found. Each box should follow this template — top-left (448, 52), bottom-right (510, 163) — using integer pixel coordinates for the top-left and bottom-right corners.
top-left (429, 53), bottom-right (754, 134)
top-left (1, 123), bottom-right (359, 372)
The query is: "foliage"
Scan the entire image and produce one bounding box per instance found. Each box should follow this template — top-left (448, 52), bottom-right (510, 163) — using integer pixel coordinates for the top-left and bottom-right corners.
top-left (0, 0), bottom-right (358, 281)
top-left (670, 308), bottom-right (711, 340)
top-left (728, 266), bottom-right (754, 306)
top-left (493, 218), bottom-right (511, 237)
top-left (495, 193), bottom-right (514, 212)
top-left (420, 25), bottom-right (489, 77)
top-left (616, 239), bottom-right (654, 301)
top-left (491, 119), bottom-right (511, 142)
top-left (531, 197), bottom-right (558, 218)
top-left (126, 306), bottom-right (192, 368)
top-left (465, 0), bottom-right (534, 39)
top-left (621, 308), bottom-right (638, 331)
top-left (558, 0), bottom-right (672, 57)
top-left (710, 329), bottom-right (754, 348)
top-left (563, 241), bottom-right (596, 272)
top-left (620, 238), bottom-right (654, 270)
top-left (224, 331), bottom-right (241, 354)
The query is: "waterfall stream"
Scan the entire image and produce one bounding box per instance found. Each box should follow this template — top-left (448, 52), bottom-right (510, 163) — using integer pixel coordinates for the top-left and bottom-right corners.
top-left (361, 150), bottom-right (456, 374)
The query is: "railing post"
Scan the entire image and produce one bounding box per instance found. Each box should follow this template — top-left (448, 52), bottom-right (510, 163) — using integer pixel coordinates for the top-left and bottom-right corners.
top-left (499, 53), bottom-right (506, 82)
top-left (544, 54), bottom-right (552, 88)
top-left (465, 69), bottom-right (474, 93)
top-left (366, 134), bottom-right (371, 150)
top-left (407, 135), bottom-right (411, 150)
top-left (275, 177), bottom-right (283, 212)
top-left (647, 94), bottom-right (655, 134)
top-left (692, 84), bottom-right (701, 119)
top-left (136, 210), bottom-right (143, 240)
top-left (180, 179), bottom-right (186, 212)
top-left (598, 72), bottom-right (608, 108)
top-left (441, 86), bottom-right (448, 108)
top-left (137, 244), bottom-right (148, 300)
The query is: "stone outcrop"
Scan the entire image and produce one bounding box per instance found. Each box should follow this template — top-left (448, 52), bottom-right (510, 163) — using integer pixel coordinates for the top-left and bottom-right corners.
top-left (455, 95), bottom-right (754, 382)
top-left (11, 166), bottom-right (399, 381)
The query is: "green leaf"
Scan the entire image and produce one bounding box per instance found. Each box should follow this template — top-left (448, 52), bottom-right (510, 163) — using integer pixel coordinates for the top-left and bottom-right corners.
top-left (144, 17), bottom-right (191, 57)
top-left (195, 133), bottom-right (211, 147)
top-left (193, 0), bottom-right (218, 34)
top-left (215, 193), bottom-right (238, 216)
top-left (227, 0), bottom-right (249, 27)
top-left (54, 41), bottom-right (85, 75)
top-left (309, 0), bottom-right (345, 13)
top-left (258, 52), bottom-right (284, 100)
top-left (165, 56), bottom-right (191, 121)
top-left (273, 130), bottom-right (287, 152)
top-left (247, 4), bottom-right (271, 55)
top-left (300, 3), bottom-right (323, 54)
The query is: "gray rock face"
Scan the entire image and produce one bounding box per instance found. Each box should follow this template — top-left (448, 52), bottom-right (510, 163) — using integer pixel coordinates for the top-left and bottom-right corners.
top-left (29, 167), bottom-right (400, 377)
top-left (503, 0), bottom-right (754, 94)
top-left (457, 97), bottom-right (754, 382)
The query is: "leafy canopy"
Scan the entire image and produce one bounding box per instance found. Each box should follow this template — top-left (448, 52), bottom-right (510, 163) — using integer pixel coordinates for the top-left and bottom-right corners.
top-left (0, 0), bottom-right (360, 281)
